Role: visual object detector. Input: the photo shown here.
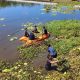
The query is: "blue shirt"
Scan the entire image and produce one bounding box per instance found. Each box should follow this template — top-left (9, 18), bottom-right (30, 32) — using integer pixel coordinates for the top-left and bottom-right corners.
top-left (48, 47), bottom-right (56, 56)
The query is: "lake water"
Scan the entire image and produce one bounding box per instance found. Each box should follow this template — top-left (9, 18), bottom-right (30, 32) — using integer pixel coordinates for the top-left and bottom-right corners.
top-left (0, 1), bottom-right (80, 61)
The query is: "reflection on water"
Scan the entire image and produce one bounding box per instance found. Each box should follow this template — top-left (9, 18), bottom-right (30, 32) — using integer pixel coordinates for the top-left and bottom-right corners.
top-left (0, 1), bottom-right (80, 61)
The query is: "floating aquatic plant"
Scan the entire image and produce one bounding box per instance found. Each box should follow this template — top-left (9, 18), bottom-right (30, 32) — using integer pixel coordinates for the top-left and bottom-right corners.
top-left (0, 18), bottom-right (5, 21)
top-left (9, 37), bottom-right (18, 41)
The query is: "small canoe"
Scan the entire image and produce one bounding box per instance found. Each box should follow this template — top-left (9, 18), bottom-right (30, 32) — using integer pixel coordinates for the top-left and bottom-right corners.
top-left (19, 33), bottom-right (50, 45)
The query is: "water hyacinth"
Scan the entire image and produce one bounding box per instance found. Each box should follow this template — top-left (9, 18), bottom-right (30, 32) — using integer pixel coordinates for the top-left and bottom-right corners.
top-left (21, 28), bottom-right (24, 31)
top-left (61, 6), bottom-right (68, 11)
top-left (9, 37), bottom-right (18, 41)
top-left (0, 18), bottom-right (5, 21)
top-left (23, 24), bottom-right (27, 27)
top-left (7, 35), bottom-right (11, 37)
top-left (40, 8), bottom-right (46, 11)
top-left (2, 24), bottom-right (6, 27)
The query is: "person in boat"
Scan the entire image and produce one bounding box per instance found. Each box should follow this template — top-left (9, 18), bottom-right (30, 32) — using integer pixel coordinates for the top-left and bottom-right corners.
top-left (42, 26), bottom-right (48, 35)
top-left (24, 28), bottom-right (29, 37)
top-left (45, 54), bottom-right (58, 70)
top-left (48, 44), bottom-right (57, 58)
top-left (32, 25), bottom-right (39, 33)
top-left (29, 32), bottom-right (35, 40)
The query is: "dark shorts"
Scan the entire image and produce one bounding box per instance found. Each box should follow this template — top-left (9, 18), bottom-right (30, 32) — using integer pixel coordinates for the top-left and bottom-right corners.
top-left (51, 54), bottom-right (57, 58)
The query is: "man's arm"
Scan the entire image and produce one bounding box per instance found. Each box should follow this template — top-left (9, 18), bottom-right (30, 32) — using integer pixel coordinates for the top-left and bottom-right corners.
top-left (49, 59), bottom-right (58, 64)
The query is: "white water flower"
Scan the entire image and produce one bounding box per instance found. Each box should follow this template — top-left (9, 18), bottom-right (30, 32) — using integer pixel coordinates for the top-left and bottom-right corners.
top-left (24, 63), bottom-right (28, 66)
top-left (34, 71), bottom-right (37, 73)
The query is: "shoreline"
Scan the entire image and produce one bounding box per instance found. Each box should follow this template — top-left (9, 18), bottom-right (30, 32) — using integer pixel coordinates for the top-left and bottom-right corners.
top-left (6, 0), bottom-right (58, 5)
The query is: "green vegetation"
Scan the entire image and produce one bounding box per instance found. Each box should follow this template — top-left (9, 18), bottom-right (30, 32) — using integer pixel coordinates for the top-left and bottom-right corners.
top-left (0, 1), bottom-right (35, 8)
top-left (0, 20), bottom-right (80, 80)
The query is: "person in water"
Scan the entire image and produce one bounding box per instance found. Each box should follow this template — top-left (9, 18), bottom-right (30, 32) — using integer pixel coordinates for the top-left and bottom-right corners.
top-left (32, 25), bottom-right (39, 33)
top-left (29, 32), bottom-right (35, 40)
top-left (48, 44), bottom-right (57, 58)
top-left (24, 28), bottom-right (29, 37)
top-left (45, 54), bottom-right (58, 70)
top-left (42, 26), bottom-right (48, 35)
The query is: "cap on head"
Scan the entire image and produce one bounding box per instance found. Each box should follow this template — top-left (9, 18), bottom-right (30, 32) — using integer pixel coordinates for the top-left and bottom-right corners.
top-left (48, 44), bottom-right (51, 47)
